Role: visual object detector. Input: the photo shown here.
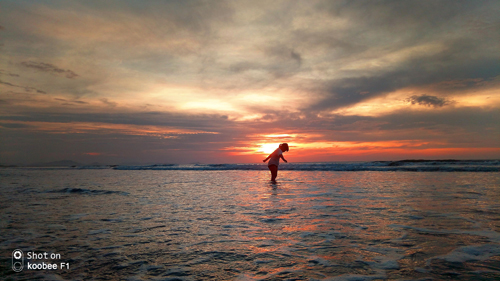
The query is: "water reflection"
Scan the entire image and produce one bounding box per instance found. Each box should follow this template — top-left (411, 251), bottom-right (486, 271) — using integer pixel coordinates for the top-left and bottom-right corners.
top-left (1, 169), bottom-right (499, 280)
top-left (269, 180), bottom-right (279, 190)
top-left (234, 171), bottom-right (500, 280)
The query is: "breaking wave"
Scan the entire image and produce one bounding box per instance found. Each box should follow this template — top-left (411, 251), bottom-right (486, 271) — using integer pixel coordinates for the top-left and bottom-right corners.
top-left (112, 160), bottom-right (500, 172)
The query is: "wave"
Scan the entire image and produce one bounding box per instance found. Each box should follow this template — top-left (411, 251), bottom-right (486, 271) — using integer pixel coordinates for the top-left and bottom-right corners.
top-left (112, 160), bottom-right (500, 172)
top-left (49, 187), bottom-right (130, 196)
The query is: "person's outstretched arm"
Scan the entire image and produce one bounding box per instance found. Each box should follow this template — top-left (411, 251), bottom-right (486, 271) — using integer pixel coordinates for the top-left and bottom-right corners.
top-left (280, 154), bottom-right (288, 163)
top-left (263, 154), bottom-right (272, 162)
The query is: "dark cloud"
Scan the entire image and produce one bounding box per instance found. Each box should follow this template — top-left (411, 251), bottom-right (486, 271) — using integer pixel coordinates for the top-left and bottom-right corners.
top-left (384, 107), bottom-right (500, 130)
top-left (0, 79), bottom-right (47, 94)
top-left (291, 29), bottom-right (363, 55)
top-left (309, 75), bottom-right (398, 111)
top-left (229, 61), bottom-right (264, 73)
top-left (227, 45), bottom-right (302, 80)
top-left (124, 0), bottom-right (233, 33)
top-left (1, 104), bottom-right (499, 164)
top-left (306, 50), bottom-right (500, 111)
top-left (242, 106), bottom-right (500, 146)
top-left (0, 107), bottom-right (244, 164)
top-left (0, 80), bottom-right (17, 87)
top-left (54, 99), bottom-right (89, 106)
top-left (406, 95), bottom-right (451, 107)
top-left (21, 61), bottom-right (78, 79)
top-left (288, 0), bottom-right (500, 63)
top-left (0, 123), bottom-right (34, 129)
top-left (0, 110), bottom-right (233, 132)
top-left (290, 50), bottom-right (302, 67)
top-left (285, 1), bottom-right (500, 112)
top-left (321, 0), bottom-right (491, 35)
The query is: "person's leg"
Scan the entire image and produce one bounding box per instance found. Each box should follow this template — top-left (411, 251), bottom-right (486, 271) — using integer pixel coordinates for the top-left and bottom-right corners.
top-left (268, 165), bottom-right (278, 181)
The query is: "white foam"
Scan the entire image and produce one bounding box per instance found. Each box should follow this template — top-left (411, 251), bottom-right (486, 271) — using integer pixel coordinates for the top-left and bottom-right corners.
top-left (110, 160), bottom-right (500, 172)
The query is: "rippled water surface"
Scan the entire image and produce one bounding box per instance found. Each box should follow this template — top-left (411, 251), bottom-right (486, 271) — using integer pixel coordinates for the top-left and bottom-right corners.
top-left (1, 169), bottom-right (500, 280)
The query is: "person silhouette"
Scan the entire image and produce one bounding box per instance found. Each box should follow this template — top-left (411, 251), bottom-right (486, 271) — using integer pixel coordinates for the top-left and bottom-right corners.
top-left (263, 143), bottom-right (289, 182)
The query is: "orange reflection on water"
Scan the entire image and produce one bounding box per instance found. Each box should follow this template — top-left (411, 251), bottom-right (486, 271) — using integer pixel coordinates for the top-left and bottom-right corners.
top-left (283, 222), bottom-right (318, 233)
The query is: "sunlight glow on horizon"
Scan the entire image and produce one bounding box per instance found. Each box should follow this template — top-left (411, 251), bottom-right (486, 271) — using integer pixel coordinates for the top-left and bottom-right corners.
top-left (257, 143), bottom-right (280, 155)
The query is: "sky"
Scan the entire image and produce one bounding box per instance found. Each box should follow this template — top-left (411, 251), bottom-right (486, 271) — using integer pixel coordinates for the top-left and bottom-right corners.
top-left (1, 0), bottom-right (500, 165)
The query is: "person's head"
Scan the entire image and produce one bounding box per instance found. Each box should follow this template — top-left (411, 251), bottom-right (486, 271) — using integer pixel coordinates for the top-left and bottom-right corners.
top-left (279, 143), bottom-right (289, 152)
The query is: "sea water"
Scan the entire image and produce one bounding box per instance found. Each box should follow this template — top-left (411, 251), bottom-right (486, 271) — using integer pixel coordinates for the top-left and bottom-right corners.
top-left (1, 164), bottom-right (499, 280)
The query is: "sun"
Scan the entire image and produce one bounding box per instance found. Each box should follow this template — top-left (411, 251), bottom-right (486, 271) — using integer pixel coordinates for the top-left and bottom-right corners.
top-left (257, 143), bottom-right (279, 154)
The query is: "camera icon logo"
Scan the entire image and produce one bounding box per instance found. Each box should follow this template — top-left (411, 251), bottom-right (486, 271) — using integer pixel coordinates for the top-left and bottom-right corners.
top-left (12, 249), bottom-right (24, 272)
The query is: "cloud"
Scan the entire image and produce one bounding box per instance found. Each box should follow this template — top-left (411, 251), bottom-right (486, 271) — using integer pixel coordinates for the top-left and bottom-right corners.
top-left (0, 109), bottom-right (233, 133)
top-left (0, 79), bottom-right (47, 94)
top-left (0, 122), bottom-right (34, 129)
top-left (1, 0), bottom-right (499, 164)
top-left (1, 100), bottom-right (499, 164)
top-left (100, 98), bottom-right (118, 107)
top-left (275, 1), bottom-right (499, 113)
top-left (406, 95), bottom-right (452, 107)
top-left (0, 70), bottom-right (20, 77)
top-left (0, 80), bottom-right (18, 87)
top-left (305, 47), bottom-right (500, 112)
top-left (21, 61), bottom-right (78, 79)
top-left (320, 0), bottom-right (498, 37)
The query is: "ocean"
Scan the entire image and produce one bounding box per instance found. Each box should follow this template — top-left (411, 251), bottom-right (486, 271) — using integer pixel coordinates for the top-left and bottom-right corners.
top-left (1, 161), bottom-right (500, 280)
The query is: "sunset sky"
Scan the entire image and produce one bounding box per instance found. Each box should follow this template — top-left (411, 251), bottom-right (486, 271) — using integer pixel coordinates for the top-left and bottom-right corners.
top-left (1, 0), bottom-right (499, 165)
